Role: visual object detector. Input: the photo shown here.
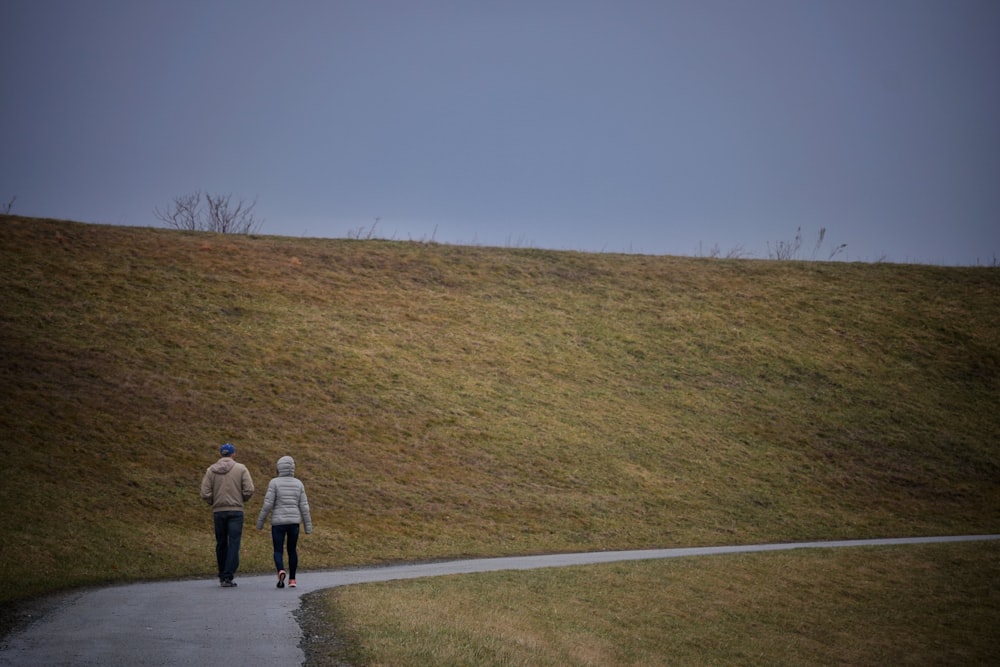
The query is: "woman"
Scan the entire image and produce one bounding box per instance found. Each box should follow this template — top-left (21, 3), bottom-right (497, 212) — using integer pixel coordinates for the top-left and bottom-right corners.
top-left (256, 455), bottom-right (313, 588)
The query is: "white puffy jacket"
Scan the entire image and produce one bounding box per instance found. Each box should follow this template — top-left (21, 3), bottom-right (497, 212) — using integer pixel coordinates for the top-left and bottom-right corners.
top-left (256, 456), bottom-right (313, 532)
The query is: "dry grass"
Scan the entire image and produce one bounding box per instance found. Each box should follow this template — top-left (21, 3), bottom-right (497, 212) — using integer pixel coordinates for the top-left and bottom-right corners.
top-left (1, 214), bottom-right (998, 616)
top-left (307, 541), bottom-right (1000, 666)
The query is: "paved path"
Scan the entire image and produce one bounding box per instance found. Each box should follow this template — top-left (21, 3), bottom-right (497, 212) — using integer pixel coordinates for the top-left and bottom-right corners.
top-left (2, 534), bottom-right (997, 666)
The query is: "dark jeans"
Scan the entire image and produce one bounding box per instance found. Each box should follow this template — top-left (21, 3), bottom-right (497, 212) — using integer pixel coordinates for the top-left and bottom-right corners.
top-left (213, 511), bottom-right (244, 582)
top-left (271, 523), bottom-right (301, 578)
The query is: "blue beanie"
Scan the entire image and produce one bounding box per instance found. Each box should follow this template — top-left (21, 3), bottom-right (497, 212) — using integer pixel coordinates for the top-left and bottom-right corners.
top-left (220, 443), bottom-right (235, 457)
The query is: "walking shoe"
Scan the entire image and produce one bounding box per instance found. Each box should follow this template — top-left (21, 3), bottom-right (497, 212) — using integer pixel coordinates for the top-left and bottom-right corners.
top-left (277, 570), bottom-right (286, 588)
top-left (221, 580), bottom-right (238, 587)
top-left (288, 579), bottom-right (297, 588)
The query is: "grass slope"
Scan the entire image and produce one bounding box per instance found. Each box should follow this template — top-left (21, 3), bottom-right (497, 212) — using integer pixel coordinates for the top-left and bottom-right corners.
top-left (1, 215), bottom-right (998, 608)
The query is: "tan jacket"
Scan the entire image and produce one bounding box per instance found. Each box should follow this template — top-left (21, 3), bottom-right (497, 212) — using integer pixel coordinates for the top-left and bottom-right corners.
top-left (200, 457), bottom-right (254, 512)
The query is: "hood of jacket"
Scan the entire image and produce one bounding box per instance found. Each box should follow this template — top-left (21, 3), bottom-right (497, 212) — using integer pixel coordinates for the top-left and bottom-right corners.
top-left (277, 456), bottom-right (295, 477)
top-left (209, 457), bottom-right (236, 474)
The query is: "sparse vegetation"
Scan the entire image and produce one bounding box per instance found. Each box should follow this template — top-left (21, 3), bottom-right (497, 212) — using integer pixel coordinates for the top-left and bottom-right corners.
top-left (698, 241), bottom-right (750, 259)
top-left (154, 190), bottom-right (263, 234)
top-left (978, 253), bottom-right (999, 268)
top-left (810, 227), bottom-right (847, 260)
top-left (768, 226), bottom-right (846, 261)
top-left (1, 214), bottom-right (998, 656)
top-left (346, 216), bottom-right (382, 240)
top-left (695, 227), bottom-right (845, 261)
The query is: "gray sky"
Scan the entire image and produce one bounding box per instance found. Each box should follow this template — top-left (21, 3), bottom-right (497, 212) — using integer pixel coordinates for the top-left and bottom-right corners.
top-left (2, 0), bottom-right (998, 264)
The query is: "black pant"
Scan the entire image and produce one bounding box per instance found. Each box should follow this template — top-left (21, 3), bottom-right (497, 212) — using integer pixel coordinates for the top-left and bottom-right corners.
top-left (213, 511), bottom-right (244, 582)
top-left (271, 523), bottom-right (300, 578)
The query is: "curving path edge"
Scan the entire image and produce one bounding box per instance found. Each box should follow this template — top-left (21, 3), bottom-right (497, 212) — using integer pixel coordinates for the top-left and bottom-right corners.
top-left (2, 534), bottom-right (997, 666)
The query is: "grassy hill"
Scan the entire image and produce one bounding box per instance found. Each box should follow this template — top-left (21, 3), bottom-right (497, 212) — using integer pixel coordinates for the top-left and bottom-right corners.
top-left (1, 214), bottom-right (998, 610)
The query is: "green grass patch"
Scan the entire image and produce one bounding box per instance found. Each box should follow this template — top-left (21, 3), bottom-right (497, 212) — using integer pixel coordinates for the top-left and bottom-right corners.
top-left (304, 541), bottom-right (1000, 666)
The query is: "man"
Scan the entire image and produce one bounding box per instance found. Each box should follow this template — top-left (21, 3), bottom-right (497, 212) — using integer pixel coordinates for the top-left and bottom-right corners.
top-left (200, 443), bottom-right (254, 587)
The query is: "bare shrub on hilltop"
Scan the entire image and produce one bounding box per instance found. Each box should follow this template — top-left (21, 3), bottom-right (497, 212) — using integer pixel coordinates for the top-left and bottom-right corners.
top-left (769, 227), bottom-right (846, 261)
top-left (154, 191), bottom-right (263, 235)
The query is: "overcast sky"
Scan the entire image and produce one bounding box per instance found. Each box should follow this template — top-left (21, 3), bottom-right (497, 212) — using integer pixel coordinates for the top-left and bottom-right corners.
top-left (2, 0), bottom-right (998, 264)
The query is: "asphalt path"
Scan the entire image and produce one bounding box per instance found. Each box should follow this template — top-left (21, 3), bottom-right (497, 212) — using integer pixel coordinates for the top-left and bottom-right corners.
top-left (2, 534), bottom-right (997, 666)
